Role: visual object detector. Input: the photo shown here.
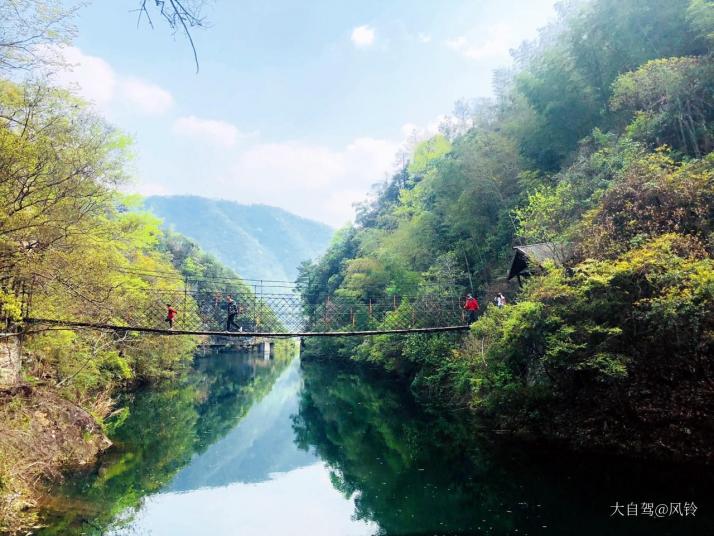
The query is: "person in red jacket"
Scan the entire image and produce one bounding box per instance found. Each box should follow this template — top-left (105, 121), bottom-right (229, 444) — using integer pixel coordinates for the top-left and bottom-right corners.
top-left (166, 304), bottom-right (177, 329)
top-left (464, 294), bottom-right (479, 323)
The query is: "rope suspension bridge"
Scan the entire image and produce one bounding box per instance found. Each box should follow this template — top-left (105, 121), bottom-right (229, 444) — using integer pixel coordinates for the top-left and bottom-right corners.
top-left (5, 269), bottom-right (471, 338)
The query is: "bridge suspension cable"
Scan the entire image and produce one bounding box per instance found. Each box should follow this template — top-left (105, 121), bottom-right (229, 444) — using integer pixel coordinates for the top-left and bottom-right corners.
top-left (5, 272), bottom-right (471, 337)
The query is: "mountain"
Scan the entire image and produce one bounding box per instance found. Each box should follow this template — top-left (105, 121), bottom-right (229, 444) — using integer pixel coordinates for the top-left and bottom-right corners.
top-left (143, 196), bottom-right (333, 282)
top-left (168, 358), bottom-right (315, 491)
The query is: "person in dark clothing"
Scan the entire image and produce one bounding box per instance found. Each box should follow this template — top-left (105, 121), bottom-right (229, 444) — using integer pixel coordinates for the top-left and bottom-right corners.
top-left (464, 294), bottom-right (479, 323)
top-left (166, 304), bottom-right (177, 329)
top-left (225, 296), bottom-right (240, 331)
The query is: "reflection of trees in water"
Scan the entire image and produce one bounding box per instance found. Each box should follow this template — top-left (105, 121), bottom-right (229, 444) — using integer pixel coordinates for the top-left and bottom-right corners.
top-left (292, 360), bottom-right (513, 535)
top-left (38, 349), bottom-right (294, 536)
top-left (39, 353), bottom-right (714, 536)
top-left (292, 361), bottom-right (714, 536)
top-left (192, 352), bottom-right (289, 452)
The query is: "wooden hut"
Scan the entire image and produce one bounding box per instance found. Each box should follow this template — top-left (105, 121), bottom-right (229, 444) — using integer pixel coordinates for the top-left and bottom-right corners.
top-left (507, 242), bottom-right (572, 286)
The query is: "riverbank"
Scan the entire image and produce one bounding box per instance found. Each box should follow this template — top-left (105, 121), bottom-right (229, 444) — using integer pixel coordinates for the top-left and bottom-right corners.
top-left (0, 384), bottom-right (111, 533)
top-left (32, 350), bottom-right (714, 535)
top-left (303, 320), bottom-right (714, 467)
top-left (294, 0), bottom-right (714, 471)
top-left (470, 365), bottom-right (714, 465)
top-left (0, 334), bottom-right (295, 533)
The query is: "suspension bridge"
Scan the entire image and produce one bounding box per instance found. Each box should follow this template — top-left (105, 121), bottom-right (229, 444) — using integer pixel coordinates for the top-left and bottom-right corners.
top-left (6, 269), bottom-right (471, 338)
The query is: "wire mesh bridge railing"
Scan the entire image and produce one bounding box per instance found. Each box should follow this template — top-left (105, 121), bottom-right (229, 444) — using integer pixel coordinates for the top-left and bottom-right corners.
top-left (15, 274), bottom-right (470, 337)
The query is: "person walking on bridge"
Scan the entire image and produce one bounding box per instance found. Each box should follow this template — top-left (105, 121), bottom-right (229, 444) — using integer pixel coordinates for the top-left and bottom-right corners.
top-left (464, 294), bottom-right (479, 323)
top-left (165, 304), bottom-right (177, 329)
top-left (225, 295), bottom-right (240, 331)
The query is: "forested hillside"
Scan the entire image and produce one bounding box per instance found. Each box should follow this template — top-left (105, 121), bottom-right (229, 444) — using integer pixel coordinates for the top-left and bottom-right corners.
top-left (0, 78), bottom-right (266, 530)
top-left (299, 0), bottom-right (714, 461)
top-left (144, 196), bottom-right (334, 281)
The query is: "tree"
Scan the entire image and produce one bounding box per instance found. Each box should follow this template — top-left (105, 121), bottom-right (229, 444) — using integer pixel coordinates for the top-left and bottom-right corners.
top-left (611, 56), bottom-right (714, 157)
top-left (0, 80), bottom-right (127, 274)
top-left (0, 0), bottom-right (79, 73)
top-left (687, 0), bottom-right (714, 48)
top-left (136, 0), bottom-right (209, 72)
top-left (0, 1), bottom-right (209, 75)
top-left (566, 0), bottom-right (707, 104)
top-left (579, 152), bottom-right (714, 258)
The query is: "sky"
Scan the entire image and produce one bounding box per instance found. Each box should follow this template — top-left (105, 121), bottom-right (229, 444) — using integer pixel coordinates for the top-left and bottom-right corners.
top-left (57, 0), bottom-right (558, 227)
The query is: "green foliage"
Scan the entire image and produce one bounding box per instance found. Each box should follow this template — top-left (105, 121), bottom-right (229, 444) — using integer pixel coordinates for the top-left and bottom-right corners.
top-left (338, 257), bottom-right (390, 300)
top-left (687, 0), bottom-right (714, 46)
top-left (515, 48), bottom-right (601, 169)
top-left (159, 231), bottom-right (281, 333)
top-left (515, 182), bottom-right (577, 244)
top-left (511, 0), bottom-right (707, 170)
top-left (38, 350), bottom-right (295, 535)
top-left (0, 79), bottom-right (200, 400)
top-left (467, 233), bottom-right (713, 414)
top-left (0, 79), bottom-right (272, 403)
top-left (0, 80), bottom-right (127, 277)
top-left (611, 55), bottom-right (714, 156)
top-left (407, 135), bottom-right (452, 176)
top-left (580, 152), bottom-right (714, 257)
top-left (0, 289), bottom-right (22, 322)
top-left (296, 0), bottom-right (714, 459)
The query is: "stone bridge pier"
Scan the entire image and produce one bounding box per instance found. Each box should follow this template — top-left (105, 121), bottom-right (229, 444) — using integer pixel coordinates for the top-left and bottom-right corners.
top-left (0, 335), bottom-right (21, 387)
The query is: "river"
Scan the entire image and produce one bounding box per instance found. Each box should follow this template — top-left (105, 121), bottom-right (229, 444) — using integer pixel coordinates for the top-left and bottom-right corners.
top-left (37, 346), bottom-right (713, 535)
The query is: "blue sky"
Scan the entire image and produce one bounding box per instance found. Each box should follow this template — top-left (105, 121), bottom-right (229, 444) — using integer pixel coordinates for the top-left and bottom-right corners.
top-left (57, 0), bottom-right (558, 226)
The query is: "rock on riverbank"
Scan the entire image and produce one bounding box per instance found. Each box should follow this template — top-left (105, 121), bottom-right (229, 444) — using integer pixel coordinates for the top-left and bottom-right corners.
top-left (0, 384), bottom-right (111, 534)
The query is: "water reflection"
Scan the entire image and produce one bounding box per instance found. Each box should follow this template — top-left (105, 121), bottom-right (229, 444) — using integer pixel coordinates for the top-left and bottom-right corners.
top-left (167, 356), bottom-right (314, 491)
top-left (293, 360), bottom-right (714, 536)
top-left (104, 357), bottom-right (376, 536)
top-left (38, 351), bottom-right (714, 536)
top-left (38, 347), bottom-right (300, 535)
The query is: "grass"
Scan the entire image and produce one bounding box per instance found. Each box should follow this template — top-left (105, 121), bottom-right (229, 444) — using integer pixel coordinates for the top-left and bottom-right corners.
top-left (0, 385), bottom-right (110, 534)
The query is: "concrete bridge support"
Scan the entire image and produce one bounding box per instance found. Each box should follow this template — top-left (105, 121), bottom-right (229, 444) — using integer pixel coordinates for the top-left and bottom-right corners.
top-left (0, 335), bottom-right (21, 387)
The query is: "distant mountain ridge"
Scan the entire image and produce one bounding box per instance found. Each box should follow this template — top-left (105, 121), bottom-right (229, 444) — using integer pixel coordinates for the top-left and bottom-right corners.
top-left (144, 196), bottom-right (333, 282)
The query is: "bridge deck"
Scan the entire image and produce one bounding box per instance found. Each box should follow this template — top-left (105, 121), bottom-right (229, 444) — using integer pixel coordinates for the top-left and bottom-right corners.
top-left (25, 318), bottom-right (470, 337)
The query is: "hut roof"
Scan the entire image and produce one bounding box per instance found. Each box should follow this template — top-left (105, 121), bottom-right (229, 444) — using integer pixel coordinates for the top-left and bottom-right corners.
top-left (507, 242), bottom-right (572, 280)
top-left (515, 243), bottom-right (571, 263)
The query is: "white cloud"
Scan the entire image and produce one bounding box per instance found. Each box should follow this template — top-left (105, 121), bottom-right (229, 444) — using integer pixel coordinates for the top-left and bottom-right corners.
top-left (417, 32), bottom-right (432, 43)
top-left (445, 24), bottom-right (514, 60)
top-left (121, 77), bottom-right (174, 115)
top-left (233, 142), bottom-right (343, 190)
top-left (164, 136), bottom-right (400, 226)
top-left (50, 46), bottom-right (117, 107)
top-left (135, 181), bottom-right (170, 196)
top-left (228, 136), bottom-right (433, 225)
top-left (172, 116), bottom-right (243, 147)
top-left (228, 138), bottom-right (398, 195)
top-left (351, 25), bottom-right (375, 47)
top-left (344, 137), bottom-right (398, 172)
top-left (140, 116), bottom-right (459, 226)
top-left (400, 115), bottom-right (446, 140)
top-left (44, 46), bottom-right (173, 116)
top-left (324, 189), bottom-right (372, 226)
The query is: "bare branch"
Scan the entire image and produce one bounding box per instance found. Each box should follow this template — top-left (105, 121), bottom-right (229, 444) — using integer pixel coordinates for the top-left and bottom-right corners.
top-left (135, 0), bottom-right (208, 73)
top-left (0, 1), bottom-right (84, 73)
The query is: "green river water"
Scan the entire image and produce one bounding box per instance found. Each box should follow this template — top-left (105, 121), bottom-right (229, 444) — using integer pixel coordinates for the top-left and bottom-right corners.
top-left (37, 348), bottom-right (713, 535)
